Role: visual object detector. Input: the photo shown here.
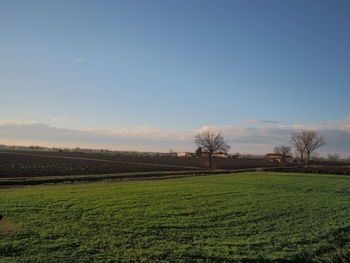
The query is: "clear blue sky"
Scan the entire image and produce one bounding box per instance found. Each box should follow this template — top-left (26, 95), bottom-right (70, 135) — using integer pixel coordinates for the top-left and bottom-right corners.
top-left (1, 0), bottom-right (350, 155)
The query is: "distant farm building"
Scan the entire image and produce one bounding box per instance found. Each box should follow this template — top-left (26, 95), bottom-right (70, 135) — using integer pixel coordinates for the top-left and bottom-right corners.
top-left (178, 152), bottom-right (229, 158)
top-left (201, 152), bottom-right (229, 158)
top-left (177, 152), bottom-right (195, 157)
top-left (265, 153), bottom-right (294, 163)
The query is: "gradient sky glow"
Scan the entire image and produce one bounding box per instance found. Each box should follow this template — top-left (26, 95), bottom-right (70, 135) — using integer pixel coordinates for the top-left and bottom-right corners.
top-left (1, 0), bottom-right (350, 156)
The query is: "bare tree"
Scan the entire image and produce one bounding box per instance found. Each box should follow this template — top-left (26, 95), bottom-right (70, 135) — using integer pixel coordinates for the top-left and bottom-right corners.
top-left (289, 132), bottom-right (306, 162)
top-left (327, 153), bottom-right (340, 163)
top-left (273, 145), bottom-right (291, 163)
top-left (302, 131), bottom-right (326, 163)
top-left (290, 130), bottom-right (326, 163)
top-left (194, 130), bottom-right (230, 172)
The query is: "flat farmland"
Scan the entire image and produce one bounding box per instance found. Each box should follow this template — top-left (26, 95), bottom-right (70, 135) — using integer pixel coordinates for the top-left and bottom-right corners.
top-left (1, 172), bottom-right (350, 262)
top-left (0, 151), bottom-right (276, 178)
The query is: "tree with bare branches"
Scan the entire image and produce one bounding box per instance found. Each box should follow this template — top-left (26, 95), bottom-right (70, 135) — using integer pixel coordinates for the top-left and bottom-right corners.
top-left (273, 145), bottom-right (291, 163)
top-left (194, 130), bottom-right (230, 172)
top-left (289, 133), bottom-right (305, 162)
top-left (290, 130), bottom-right (326, 163)
top-left (327, 153), bottom-right (340, 163)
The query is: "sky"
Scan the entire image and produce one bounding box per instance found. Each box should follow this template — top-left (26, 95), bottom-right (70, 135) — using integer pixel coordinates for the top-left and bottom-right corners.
top-left (1, 0), bottom-right (350, 157)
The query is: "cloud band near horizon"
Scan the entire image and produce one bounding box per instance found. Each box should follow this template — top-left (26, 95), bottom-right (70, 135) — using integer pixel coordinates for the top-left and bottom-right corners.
top-left (0, 118), bottom-right (350, 157)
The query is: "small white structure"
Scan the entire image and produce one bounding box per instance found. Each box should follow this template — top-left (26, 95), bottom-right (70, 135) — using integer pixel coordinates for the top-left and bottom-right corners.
top-left (201, 152), bottom-right (229, 158)
top-left (265, 153), bottom-right (294, 163)
top-left (177, 152), bottom-right (194, 157)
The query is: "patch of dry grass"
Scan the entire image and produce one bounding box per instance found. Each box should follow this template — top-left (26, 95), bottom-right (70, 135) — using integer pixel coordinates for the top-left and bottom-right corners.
top-left (0, 220), bottom-right (21, 236)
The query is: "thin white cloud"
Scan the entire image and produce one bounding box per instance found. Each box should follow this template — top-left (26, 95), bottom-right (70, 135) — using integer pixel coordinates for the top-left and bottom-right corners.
top-left (72, 58), bottom-right (85, 63)
top-left (50, 117), bottom-right (80, 123)
top-left (242, 120), bottom-right (285, 124)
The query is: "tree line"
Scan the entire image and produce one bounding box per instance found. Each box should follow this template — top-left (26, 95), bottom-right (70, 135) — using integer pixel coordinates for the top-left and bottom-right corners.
top-left (275, 130), bottom-right (326, 163)
top-left (194, 129), bottom-right (327, 171)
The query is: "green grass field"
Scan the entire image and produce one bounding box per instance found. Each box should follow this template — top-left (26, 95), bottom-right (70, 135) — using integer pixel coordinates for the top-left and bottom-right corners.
top-left (1, 172), bottom-right (350, 262)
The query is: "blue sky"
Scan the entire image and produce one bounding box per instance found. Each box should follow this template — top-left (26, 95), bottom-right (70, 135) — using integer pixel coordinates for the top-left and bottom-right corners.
top-left (1, 0), bottom-right (350, 156)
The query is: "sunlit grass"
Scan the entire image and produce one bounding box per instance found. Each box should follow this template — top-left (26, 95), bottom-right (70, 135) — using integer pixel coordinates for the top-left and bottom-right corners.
top-left (1, 172), bottom-right (350, 262)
